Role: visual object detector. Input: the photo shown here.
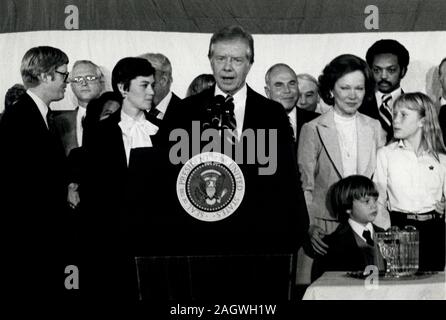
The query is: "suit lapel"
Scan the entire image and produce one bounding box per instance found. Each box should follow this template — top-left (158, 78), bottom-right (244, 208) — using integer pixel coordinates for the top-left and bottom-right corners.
top-left (356, 114), bottom-right (374, 176)
top-left (317, 110), bottom-right (344, 177)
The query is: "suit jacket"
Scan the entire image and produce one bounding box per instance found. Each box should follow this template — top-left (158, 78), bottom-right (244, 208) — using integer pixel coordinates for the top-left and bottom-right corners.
top-left (298, 109), bottom-right (386, 222)
top-left (128, 85), bottom-right (309, 256)
top-left (82, 108), bottom-right (158, 300)
top-left (151, 92), bottom-right (181, 145)
top-left (0, 93), bottom-right (68, 298)
top-left (312, 223), bottom-right (385, 281)
top-left (53, 108), bottom-right (83, 156)
top-left (358, 90), bottom-right (404, 143)
top-left (293, 107), bottom-right (320, 149)
top-left (438, 105), bottom-right (446, 145)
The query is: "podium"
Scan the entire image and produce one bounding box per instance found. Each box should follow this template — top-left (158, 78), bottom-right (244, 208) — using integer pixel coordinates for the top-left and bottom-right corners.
top-left (135, 253), bottom-right (295, 300)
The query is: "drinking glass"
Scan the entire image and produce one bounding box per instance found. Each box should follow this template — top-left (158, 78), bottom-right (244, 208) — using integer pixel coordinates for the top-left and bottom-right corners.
top-left (376, 231), bottom-right (397, 277)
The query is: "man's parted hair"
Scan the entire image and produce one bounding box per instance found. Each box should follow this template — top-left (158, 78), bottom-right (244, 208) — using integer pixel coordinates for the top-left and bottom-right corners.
top-left (208, 25), bottom-right (254, 64)
top-left (138, 53), bottom-right (172, 81)
top-left (71, 60), bottom-right (103, 78)
top-left (296, 73), bottom-right (319, 88)
top-left (20, 46), bottom-right (69, 88)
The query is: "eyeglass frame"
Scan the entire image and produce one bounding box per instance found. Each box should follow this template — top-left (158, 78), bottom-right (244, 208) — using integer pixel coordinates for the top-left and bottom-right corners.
top-left (55, 70), bottom-right (70, 82)
top-left (70, 75), bottom-right (101, 84)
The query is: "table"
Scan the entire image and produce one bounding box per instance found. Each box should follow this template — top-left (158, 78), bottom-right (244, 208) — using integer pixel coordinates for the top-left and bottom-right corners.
top-left (303, 271), bottom-right (445, 300)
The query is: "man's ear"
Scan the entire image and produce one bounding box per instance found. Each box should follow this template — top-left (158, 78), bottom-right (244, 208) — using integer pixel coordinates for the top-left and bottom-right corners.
top-left (264, 86), bottom-right (271, 98)
top-left (400, 67), bottom-right (407, 79)
top-left (39, 73), bottom-right (51, 83)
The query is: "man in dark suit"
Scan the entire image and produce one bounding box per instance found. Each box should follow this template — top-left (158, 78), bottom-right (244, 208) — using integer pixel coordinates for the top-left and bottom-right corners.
top-left (0, 46), bottom-right (70, 299)
top-left (358, 39), bottom-right (410, 142)
top-left (128, 27), bottom-right (309, 299)
top-left (52, 60), bottom-right (104, 156)
top-left (138, 52), bottom-right (181, 144)
top-left (437, 58), bottom-right (446, 143)
top-left (264, 63), bottom-right (319, 149)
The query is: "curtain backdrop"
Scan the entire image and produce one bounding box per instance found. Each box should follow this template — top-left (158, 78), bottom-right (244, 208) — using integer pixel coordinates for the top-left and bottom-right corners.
top-left (0, 0), bottom-right (445, 111)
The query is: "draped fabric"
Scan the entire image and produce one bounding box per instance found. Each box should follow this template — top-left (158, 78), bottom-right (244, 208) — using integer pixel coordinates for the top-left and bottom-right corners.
top-left (0, 1), bottom-right (445, 111)
top-left (1, 0), bottom-right (446, 34)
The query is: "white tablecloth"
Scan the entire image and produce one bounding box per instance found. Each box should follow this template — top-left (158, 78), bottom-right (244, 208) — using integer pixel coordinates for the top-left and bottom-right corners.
top-left (303, 271), bottom-right (446, 300)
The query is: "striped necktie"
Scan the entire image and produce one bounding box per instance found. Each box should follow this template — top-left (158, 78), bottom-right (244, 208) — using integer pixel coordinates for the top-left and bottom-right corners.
top-left (222, 95), bottom-right (237, 144)
top-left (378, 94), bottom-right (392, 132)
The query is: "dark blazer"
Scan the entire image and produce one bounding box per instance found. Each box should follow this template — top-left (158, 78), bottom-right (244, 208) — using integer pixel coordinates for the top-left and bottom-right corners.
top-left (358, 90), bottom-right (405, 143)
top-left (151, 92), bottom-right (181, 145)
top-left (129, 85), bottom-right (309, 256)
top-left (0, 93), bottom-right (68, 297)
top-left (52, 108), bottom-right (82, 156)
top-left (82, 108), bottom-right (161, 300)
top-left (293, 107), bottom-right (319, 147)
top-left (312, 223), bottom-right (385, 281)
top-left (438, 104), bottom-right (446, 145)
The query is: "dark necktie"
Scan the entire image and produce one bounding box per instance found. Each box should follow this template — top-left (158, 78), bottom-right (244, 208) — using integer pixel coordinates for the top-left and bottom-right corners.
top-left (46, 107), bottom-right (57, 135)
top-left (378, 94), bottom-right (392, 133)
top-left (147, 107), bottom-right (163, 128)
top-left (362, 229), bottom-right (375, 247)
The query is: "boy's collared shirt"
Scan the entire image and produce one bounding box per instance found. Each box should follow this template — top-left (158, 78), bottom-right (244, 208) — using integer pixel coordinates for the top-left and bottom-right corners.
top-left (348, 218), bottom-right (374, 244)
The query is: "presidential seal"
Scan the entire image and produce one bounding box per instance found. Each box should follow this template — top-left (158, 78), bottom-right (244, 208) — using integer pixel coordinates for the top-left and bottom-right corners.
top-left (176, 152), bottom-right (245, 222)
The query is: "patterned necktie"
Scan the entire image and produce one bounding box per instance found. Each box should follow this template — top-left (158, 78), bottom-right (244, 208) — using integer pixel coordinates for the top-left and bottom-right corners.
top-left (362, 229), bottom-right (375, 247)
top-left (222, 95), bottom-right (237, 144)
top-left (378, 94), bottom-right (392, 133)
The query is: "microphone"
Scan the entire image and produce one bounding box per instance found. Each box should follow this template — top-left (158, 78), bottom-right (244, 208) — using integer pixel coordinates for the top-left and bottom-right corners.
top-left (203, 95), bottom-right (226, 130)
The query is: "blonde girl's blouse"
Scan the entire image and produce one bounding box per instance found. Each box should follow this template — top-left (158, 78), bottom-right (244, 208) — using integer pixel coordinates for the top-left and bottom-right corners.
top-left (373, 141), bottom-right (446, 226)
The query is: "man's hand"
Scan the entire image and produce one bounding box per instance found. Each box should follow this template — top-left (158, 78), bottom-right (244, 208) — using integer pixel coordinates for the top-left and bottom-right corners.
top-left (308, 224), bottom-right (329, 255)
top-left (67, 183), bottom-right (80, 209)
top-left (435, 195), bottom-right (445, 215)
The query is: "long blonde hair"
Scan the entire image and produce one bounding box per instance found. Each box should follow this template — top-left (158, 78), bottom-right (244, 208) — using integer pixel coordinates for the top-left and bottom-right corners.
top-left (393, 92), bottom-right (446, 161)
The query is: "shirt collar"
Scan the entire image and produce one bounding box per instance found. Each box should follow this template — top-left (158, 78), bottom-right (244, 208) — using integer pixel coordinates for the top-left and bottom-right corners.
top-left (154, 91), bottom-right (172, 114)
top-left (440, 96), bottom-right (446, 106)
top-left (120, 109), bottom-right (146, 123)
top-left (26, 89), bottom-right (49, 124)
top-left (395, 140), bottom-right (430, 156)
top-left (348, 218), bottom-right (374, 238)
top-left (376, 87), bottom-right (403, 105)
top-left (214, 83), bottom-right (247, 108)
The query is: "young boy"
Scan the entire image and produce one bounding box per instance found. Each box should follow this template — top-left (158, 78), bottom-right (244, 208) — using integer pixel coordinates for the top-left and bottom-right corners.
top-left (312, 175), bottom-right (386, 281)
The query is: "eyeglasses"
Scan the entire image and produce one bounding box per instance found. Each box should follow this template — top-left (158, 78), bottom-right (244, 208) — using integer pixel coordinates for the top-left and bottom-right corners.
top-left (55, 70), bottom-right (70, 82)
top-left (70, 75), bottom-right (100, 84)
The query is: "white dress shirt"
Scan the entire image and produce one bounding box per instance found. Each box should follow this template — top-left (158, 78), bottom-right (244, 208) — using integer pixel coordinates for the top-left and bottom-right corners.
top-left (374, 140), bottom-right (446, 214)
top-left (440, 96), bottom-right (446, 106)
top-left (153, 91), bottom-right (172, 120)
top-left (348, 218), bottom-right (374, 243)
top-left (288, 107), bottom-right (297, 139)
top-left (26, 89), bottom-right (49, 128)
top-left (215, 84), bottom-right (247, 139)
top-left (118, 110), bottom-right (158, 165)
top-left (76, 106), bottom-right (87, 146)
